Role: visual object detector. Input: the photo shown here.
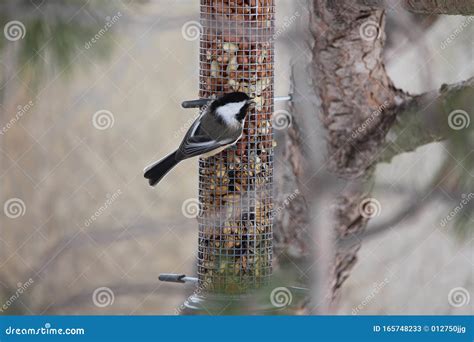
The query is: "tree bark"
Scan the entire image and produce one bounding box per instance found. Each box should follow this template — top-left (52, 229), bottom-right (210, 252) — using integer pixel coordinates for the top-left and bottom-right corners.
top-left (311, 1), bottom-right (407, 179)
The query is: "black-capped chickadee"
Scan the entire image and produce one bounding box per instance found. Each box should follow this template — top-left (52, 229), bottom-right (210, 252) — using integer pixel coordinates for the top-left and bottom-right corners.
top-left (144, 92), bottom-right (253, 186)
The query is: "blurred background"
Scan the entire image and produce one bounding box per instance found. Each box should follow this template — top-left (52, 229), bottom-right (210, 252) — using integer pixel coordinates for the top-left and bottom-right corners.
top-left (0, 0), bottom-right (472, 315)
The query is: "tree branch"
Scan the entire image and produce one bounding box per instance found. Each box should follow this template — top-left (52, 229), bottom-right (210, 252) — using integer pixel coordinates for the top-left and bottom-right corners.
top-left (358, 0), bottom-right (474, 15)
top-left (380, 76), bottom-right (474, 162)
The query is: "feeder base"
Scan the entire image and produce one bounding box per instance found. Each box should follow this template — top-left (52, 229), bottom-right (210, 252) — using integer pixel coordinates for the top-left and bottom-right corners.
top-left (182, 292), bottom-right (283, 315)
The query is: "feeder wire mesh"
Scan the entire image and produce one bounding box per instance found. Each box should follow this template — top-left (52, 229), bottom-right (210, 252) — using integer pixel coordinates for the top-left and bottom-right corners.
top-left (197, 0), bottom-right (275, 295)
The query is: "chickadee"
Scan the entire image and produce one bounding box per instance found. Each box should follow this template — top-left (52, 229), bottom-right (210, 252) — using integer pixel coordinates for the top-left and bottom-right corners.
top-left (144, 92), bottom-right (253, 186)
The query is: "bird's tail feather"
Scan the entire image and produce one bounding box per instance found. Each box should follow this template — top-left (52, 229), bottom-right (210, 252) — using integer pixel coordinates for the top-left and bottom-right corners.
top-left (143, 151), bottom-right (180, 186)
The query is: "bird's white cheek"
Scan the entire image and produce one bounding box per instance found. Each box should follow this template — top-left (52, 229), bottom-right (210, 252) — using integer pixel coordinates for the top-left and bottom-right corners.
top-left (216, 101), bottom-right (246, 126)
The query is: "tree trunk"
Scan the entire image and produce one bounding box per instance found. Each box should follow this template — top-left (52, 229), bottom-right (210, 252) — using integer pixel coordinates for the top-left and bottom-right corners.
top-left (274, 0), bottom-right (474, 306)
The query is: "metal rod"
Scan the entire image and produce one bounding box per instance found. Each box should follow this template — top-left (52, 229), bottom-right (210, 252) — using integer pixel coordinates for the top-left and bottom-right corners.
top-left (288, 286), bottom-right (309, 294)
top-left (274, 95), bottom-right (292, 102)
top-left (182, 276), bottom-right (198, 283)
top-left (181, 99), bottom-right (209, 108)
top-left (158, 273), bottom-right (198, 284)
top-left (181, 95), bottom-right (291, 109)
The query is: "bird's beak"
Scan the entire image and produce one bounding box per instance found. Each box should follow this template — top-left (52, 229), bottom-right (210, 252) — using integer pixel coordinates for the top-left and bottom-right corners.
top-left (247, 99), bottom-right (256, 105)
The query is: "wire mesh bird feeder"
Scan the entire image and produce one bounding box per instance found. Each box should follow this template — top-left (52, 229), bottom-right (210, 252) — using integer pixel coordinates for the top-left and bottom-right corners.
top-left (196, 0), bottom-right (274, 300)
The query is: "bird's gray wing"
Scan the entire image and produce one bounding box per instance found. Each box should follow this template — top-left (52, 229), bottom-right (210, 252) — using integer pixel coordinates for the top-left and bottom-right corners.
top-left (179, 135), bottom-right (234, 158)
top-left (179, 112), bottom-right (238, 159)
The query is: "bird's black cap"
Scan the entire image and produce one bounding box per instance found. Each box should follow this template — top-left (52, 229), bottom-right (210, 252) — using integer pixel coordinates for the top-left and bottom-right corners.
top-left (211, 92), bottom-right (251, 110)
top-left (210, 92), bottom-right (253, 122)
top-left (221, 92), bottom-right (250, 103)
